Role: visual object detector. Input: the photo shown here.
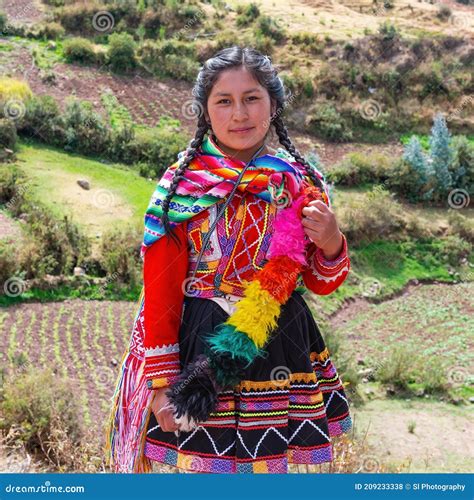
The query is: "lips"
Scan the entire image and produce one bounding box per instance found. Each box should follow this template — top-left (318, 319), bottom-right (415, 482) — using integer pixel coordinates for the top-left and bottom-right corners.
top-left (230, 127), bottom-right (254, 133)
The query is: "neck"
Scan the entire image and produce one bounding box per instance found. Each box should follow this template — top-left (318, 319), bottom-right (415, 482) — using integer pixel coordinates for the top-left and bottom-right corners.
top-left (212, 135), bottom-right (269, 163)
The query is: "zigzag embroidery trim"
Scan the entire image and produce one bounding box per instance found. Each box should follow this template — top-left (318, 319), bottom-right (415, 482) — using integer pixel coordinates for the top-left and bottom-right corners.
top-left (309, 262), bottom-right (350, 283)
top-left (145, 342), bottom-right (180, 357)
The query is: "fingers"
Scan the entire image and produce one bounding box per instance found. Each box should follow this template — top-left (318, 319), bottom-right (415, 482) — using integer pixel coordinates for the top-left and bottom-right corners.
top-left (154, 407), bottom-right (179, 433)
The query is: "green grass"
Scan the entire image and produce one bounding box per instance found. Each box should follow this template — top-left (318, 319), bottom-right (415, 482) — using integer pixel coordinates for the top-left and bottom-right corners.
top-left (314, 239), bottom-right (470, 315)
top-left (15, 139), bottom-right (155, 242)
top-left (0, 282), bottom-right (143, 307)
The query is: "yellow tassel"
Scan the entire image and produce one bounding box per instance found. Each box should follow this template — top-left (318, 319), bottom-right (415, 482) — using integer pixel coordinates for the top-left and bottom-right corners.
top-left (226, 280), bottom-right (281, 348)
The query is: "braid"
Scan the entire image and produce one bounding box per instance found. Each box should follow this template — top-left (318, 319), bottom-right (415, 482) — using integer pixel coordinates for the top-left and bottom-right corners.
top-left (272, 114), bottom-right (326, 194)
top-left (161, 116), bottom-right (209, 247)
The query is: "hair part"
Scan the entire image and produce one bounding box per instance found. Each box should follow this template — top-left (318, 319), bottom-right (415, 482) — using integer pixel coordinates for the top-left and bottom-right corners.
top-left (161, 45), bottom-right (325, 247)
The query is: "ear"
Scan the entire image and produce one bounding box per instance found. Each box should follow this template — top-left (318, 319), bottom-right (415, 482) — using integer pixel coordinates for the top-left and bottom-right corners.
top-left (270, 99), bottom-right (277, 118)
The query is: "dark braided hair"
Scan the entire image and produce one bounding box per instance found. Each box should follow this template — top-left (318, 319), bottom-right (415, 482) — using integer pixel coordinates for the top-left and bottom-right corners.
top-left (161, 45), bottom-right (326, 246)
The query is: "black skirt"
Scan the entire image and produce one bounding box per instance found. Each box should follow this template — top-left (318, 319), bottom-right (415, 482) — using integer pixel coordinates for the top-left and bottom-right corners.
top-left (143, 290), bottom-right (352, 473)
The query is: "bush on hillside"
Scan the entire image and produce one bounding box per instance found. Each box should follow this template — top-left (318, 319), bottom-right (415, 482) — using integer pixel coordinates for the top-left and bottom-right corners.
top-left (63, 37), bottom-right (98, 65)
top-left (31, 21), bottom-right (65, 40)
top-left (0, 10), bottom-right (7, 33)
top-left (326, 152), bottom-right (395, 186)
top-left (0, 118), bottom-right (18, 150)
top-left (19, 94), bottom-right (66, 146)
top-left (0, 366), bottom-right (85, 470)
top-left (236, 3), bottom-right (260, 26)
top-left (115, 121), bottom-right (187, 178)
top-left (449, 135), bottom-right (474, 193)
top-left (107, 32), bottom-right (137, 73)
top-left (98, 225), bottom-right (142, 287)
top-left (62, 97), bottom-right (111, 155)
top-left (305, 102), bottom-right (353, 142)
top-left (338, 185), bottom-right (432, 247)
top-left (137, 39), bottom-right (199, 81)
top-left (0, 240), bottom-right (19, 292)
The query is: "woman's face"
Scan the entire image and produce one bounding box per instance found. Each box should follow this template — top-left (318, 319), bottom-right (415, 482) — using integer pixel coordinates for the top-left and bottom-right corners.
top-left (205, 66), bottom-right (276, 162)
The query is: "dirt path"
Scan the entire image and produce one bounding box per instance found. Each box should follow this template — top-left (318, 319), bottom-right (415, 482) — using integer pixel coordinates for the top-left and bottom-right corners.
top-left (352, 398), bottom-right (473, 472)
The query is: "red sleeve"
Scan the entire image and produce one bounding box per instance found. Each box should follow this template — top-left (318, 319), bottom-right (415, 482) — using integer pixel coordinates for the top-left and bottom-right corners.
top-left (301, 232), bottom-right (351, 295)
top-left (143, 222), bottom-right (189, 389)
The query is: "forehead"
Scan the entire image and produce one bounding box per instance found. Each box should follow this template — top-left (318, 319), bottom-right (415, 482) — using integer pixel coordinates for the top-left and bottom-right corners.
top-left (210, 67), bottom-right (264, 96)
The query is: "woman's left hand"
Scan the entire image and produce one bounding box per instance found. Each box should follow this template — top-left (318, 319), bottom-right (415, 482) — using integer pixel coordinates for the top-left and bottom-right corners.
top-left (301, 200), bottom-right (343, 260)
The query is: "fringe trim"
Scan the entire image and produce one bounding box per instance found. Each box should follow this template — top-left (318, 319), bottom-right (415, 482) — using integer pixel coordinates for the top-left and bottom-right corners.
top-left (105, 287), bottom-right (153, 473)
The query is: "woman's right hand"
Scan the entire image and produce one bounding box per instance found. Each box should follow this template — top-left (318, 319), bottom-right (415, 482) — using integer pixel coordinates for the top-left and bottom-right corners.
top-left (150, 387), bottom-right (179, 433)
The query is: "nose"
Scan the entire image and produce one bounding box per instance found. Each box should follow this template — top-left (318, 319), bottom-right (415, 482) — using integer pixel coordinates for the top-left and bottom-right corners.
top-left (232, 101), bottom-right (249, 121)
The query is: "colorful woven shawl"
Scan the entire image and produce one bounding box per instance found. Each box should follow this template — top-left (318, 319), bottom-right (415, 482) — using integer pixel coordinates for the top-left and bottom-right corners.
top-left (106, 135), bottom-right (328, 472)
top-left (141, 136), bottom-right (310, 258)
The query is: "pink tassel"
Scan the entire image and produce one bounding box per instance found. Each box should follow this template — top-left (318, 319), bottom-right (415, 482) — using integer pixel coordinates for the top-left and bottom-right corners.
top-left (267, 194), bottom-right (308, 266)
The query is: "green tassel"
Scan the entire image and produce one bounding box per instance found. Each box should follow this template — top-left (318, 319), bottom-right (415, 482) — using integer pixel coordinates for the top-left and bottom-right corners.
top-left (206, 324), bottom-right (260, 364)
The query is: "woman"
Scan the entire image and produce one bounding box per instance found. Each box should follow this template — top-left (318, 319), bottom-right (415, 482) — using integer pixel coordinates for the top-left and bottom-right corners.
top-left (106, 46), bottom-right (352, 474)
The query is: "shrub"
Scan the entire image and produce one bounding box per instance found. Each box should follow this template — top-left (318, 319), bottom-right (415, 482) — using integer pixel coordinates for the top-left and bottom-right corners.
top-left (0, 10), bottom-right (7, 33)
top-left (33, 21), bottom-right (65, 40)
top-left (142, 8), bottom-right (161, 38)
top-left (62, 97), bottom-right (111, 155)
top-left (447, 210), bottom-right (474, 243)
top-left (117, 120), bottom-right (187, 176)
top-left (377, 21), bottom-right (399, 41)
top-left (0, 77), bottom-right (33, 105)
top-left (338, 185), bottom-right (428, 246)
top-left (55, 3), bottom-right (106, 35)
top-left (2, 166), bottom-right (90, 278)
top-left (0, 366), bottom-right (84, 470)
top-left (437, 234), bottom-right (471, 266)
top-left (0, 118), bottom-right (18, 149)
top-left (63, 37), bottom-right (97, 65)
top-left (137, 39), bottom-right (199, 82)
top-left (436, 4), bottom-right (452, 20)
top-left (19, 94), bottom-right (66, 146)
top-left (398, 136), bottom-right (435, 201)
top-left (257, 15), bottom-right (285, 43)
top-left (0, 239), bottom-right (19, 291)
top-left (305, 102), bottom-right (353, 142)
top-left (98, 224), bottom-right (142, 287)
top-left (236, 3), bottom-right (260, 26)
top-left (327, 152), bottom-right (395, 186)
top-left (374, 346), bottom-right (418, 391)
top-left (449, 135), bottom-right (474, 192)
top-left (107, 32), bottom-right (137, 73)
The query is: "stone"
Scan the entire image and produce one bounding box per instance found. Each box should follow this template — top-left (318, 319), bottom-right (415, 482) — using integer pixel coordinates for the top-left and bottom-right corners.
top-left (77, 179), bottom-right (90, 190)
